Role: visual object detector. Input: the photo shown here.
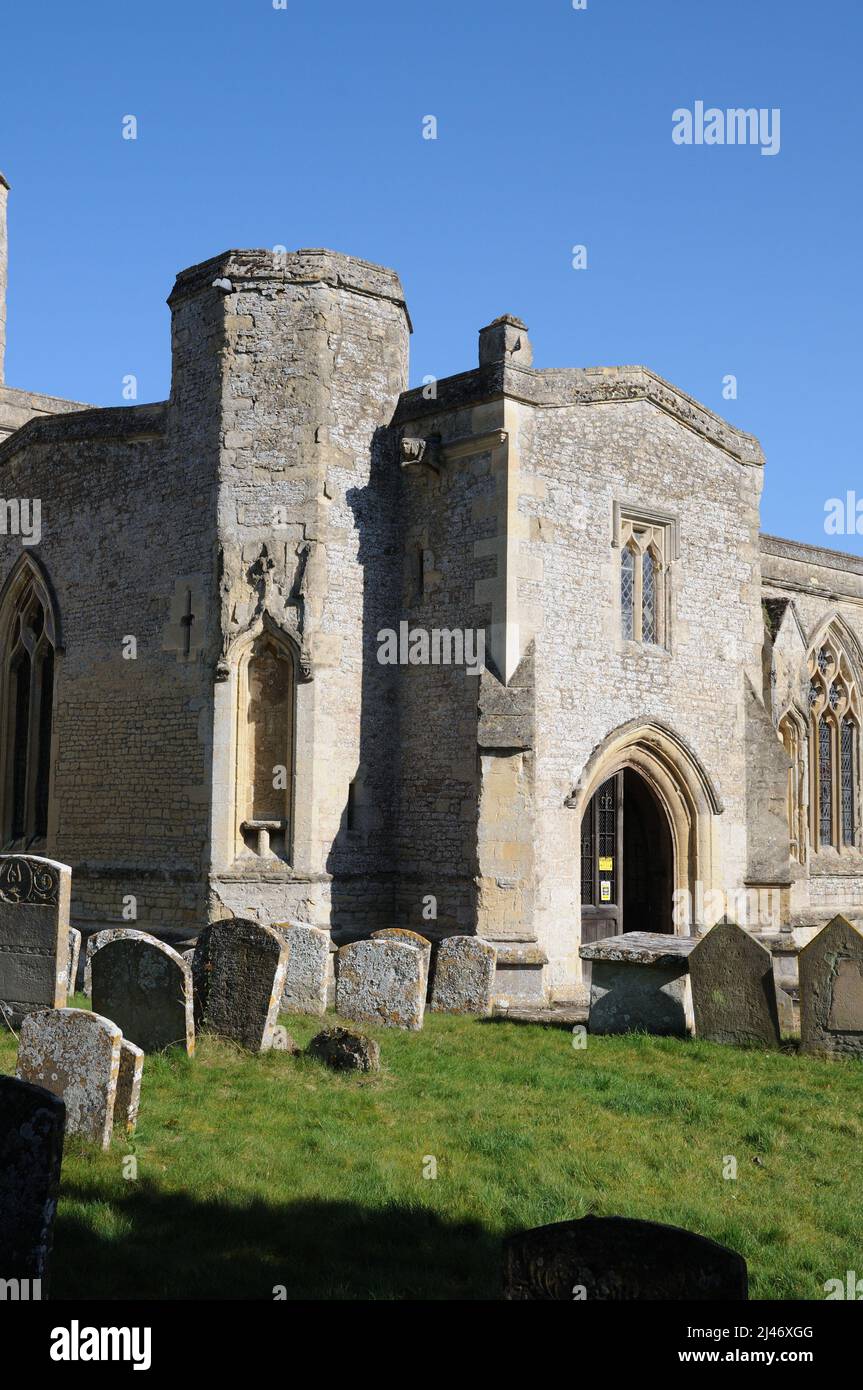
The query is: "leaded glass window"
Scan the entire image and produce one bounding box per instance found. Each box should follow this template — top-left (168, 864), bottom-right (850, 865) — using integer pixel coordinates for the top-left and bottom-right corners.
top-left (819, 716), bottom-right (833, 845)
top-left (621, 545), bottom-right (635, 641)
top-left (642, 551), bottom-right (657, 644)
top-left (842, 719), bottom-right (856, 846)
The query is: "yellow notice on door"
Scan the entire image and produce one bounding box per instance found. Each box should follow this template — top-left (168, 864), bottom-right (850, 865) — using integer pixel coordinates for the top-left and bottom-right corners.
top-left (598, 857), bottom-right (613, 871)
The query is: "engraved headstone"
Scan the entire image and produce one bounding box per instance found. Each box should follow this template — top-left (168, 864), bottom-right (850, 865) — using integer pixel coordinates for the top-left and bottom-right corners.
top-left (16, 1007), bottom-right (122, 1149)
top-left (429, 935), bottom-right (496, 1015)
top-left (0, 854), bottom-right (70, 1028)
top-left (273, 922), bottom-right (329, 1015)
top-left (90, 929), bottom-right (194, 1055)
top-left (688, 921), bottom-right (780, 1046)
top-left (336, 938), bottom-right (425, 1030)
top-left (114, 1039), bottom-right (144, 1135)
top-left (194, 918), bottom-right (289, 1052)
top-left (0, 1075), bottom-right (65, 1290)
top-left (799, 914), bottom-right (863, 1057)
top-left (503, 1216), bottom-right (748, 1300)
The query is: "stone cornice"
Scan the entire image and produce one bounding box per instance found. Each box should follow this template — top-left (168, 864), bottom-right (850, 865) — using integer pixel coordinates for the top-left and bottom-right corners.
top-left (759, 532), bottom-right (863, 578)
top-left (0, 402), bottom-right (168, 468)
top-left (394, 363), bottom-right (764, 466)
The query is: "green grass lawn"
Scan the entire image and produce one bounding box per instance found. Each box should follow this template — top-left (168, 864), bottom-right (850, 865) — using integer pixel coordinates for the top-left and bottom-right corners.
top-left (2, 1003), bottom-right (861, 1299)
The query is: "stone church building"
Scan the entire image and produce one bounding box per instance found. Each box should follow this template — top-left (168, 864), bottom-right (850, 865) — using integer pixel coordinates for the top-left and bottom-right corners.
top-left (1, 171), bottom-right (862, 1004)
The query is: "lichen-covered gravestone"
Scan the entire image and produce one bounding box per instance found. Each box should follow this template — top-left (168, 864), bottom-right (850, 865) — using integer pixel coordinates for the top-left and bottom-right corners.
top-left (429, 936), bottom-right (496, 1016)
top-left (688, 921), bottom-right (780, 1046)
top-left (336, 938), bottom-right (425, 1030)
top-left (371, 928), bottom-right (432, 991)
top-left (114, 1039), bottom-right (144, 1135)
top-left (503, 1216), bottom-right (748, 1300)
top-left (194, 918), bottom-right (289, 1051)
top-left (273, 922), bottom-right (329, 1015)
top-left (16, 1007), bottom-right (122, 1149)
top-left (0, 854), bottom-right (71, 1028)
top-left (90, 929), bottom-right (194, 1055)
top-left (0, 1075), bottom-right (65, 1291)
top-left (799, 914), bottom-right (863, 1057)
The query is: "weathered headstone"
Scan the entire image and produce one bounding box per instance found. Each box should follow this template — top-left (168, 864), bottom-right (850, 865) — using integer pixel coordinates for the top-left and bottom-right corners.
top-left (67, 927), bottom-right (82, 1000)
top-left (84, 925), bottom-right (141, 997)
top-left (0, 854), bottom-right (71, 1028)
top-left (799, 914), bottom-right (863, 1057)
top-left (0, 1075), bottom-right (65, 1291)
top-left (114, 1039), bottom-right (144, 1135)
top-left (336, 937), bottom-right (425, 1030)
top-left (273, 922), bottom-right (329, 1015)
top-left (688, 921), bottom-right (780, 1046)
top-left (307, 1026), bottom-right (380, 1072)
top-left (194, 918), bottom-right (289, 1051)
top-left (503, 1216), bottom-right (748, 1300)
top-left (429, 935), bottom-right (496, 1015)
top-left (16, 1007), bottom-right (122, 1149)
top-left (90, 929), bottom-right (194, 1055)
top-left (371, 928), bottom-right (432, 990)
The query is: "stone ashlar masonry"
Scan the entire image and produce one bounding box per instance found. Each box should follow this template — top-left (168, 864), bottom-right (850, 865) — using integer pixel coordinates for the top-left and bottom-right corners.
top-left (2, 166), bottom-right (863, 1001)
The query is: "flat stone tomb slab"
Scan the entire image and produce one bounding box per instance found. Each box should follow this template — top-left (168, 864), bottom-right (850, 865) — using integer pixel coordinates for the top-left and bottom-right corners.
top-left (581, 933), bottom-right (698, 1037)
top-left (0, 1074), bottom-right (65, 1288)
top-left (336, 938), bottom-right (425, 1031)
top-left (194, 918), bottom-right (289, 1052)
top-left (688, 922), bottom-right (780, 1047)
top-left (0, 854), bottom-right (71, 1028)
top-left (799, 914), bottom-right (863, 1057)
top-left (90, 929), bottom-right (194, 1055)
top-left (16, 1007), bottom-right (122, 1149)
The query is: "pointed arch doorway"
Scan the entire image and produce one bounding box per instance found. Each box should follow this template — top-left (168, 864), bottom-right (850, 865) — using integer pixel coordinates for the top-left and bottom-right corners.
top-left (580, 767), bottom-right (674, 945)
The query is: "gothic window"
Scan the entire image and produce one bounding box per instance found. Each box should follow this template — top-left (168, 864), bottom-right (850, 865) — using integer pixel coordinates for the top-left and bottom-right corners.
top-left (237, 630), bottom-right (295, 860)
top-left (805, 629), bottom-right (861, 853)
top-left (0, 567), bottom-right (58, 848)
top-left (618, 517), bottom-right (668, 647)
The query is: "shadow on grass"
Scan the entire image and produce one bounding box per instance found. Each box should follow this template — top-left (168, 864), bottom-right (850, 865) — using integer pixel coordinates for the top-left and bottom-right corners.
top-left (53, 1183), bottom-right (501, 1300)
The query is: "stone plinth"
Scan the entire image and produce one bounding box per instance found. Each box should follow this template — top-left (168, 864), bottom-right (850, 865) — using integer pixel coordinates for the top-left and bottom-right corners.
top-left (581, 933), bottom-right (698, 1037)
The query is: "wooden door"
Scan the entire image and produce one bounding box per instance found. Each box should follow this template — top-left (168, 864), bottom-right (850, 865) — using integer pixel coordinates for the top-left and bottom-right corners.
top-left (580, 774), bottom-right (624, 981)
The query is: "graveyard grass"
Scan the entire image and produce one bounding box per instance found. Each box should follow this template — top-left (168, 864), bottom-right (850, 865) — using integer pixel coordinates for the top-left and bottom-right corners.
top-left (1, 1004), bottom-right (861, 1300)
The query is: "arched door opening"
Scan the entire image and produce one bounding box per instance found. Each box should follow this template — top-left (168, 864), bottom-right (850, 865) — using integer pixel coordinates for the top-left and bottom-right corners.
top-left (580, 766), bottom-right (674, 947)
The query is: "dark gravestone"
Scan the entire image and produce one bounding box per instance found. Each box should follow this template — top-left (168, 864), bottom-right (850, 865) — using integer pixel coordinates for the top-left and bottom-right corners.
top-left (800, 914), bottom-right (863, 1057)
top-left (90, 930), bottom-right (194, 1055)
top-left (688, 921), bottom-right (780, 1046)
top-left (194, 918), bottom-right (288, 1052)
top-left (0, 854), bottom-right (71, 1028)
top-left (503, 1215), bottom-right (748, 1300)
top-left (0, 1075), bottom-right (65, 1291)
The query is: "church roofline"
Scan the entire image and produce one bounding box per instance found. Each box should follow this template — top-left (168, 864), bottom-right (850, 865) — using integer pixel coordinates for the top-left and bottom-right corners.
top-left (759, 531), bottom-right (863, 578)
top-left (394, 361), bottom-right (764, 467)
top-left (0, 401), bottom-right (168, 469)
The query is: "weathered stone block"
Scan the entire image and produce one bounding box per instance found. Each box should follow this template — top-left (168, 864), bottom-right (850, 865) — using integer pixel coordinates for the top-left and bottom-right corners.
top-left (90, 929), bottom-right (194, 1055)
top-left (273, 922), bottom-right (329, 1015)
top-left (307, 1026), bottom-right (380, 1072)
top-left (0, 1074), bottom-right (65, 1289)
top-left (0, 854), bottom-right (71, 1028)
top-left (194, 918), bottom-right (289, 1052)
top-left (16, 1007), bottom-right (122, 1148)
top-left (582, 933), bottom-right (697, 1037)
top-left (689, 922), bottom-right (780, 1046)
top-left (799, 914), bottom-right (863, 1057)
top-left (503, 1216), bottom-right (748, 1300)
top-left (114, 1039), bottom-right (144, 1135)
top-left (336, 938), bottom-right (425, 1030)
top-left (429, 935), bottom-right (496, 1015)
top-left (67, 927), bottom-right (82, 1000)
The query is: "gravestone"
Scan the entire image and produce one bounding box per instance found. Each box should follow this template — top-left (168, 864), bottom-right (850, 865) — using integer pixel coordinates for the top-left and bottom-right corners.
top-left (90, 929), bottom-right (194, 1055)
top-left (194, 918), bottom-right (289, 1051)
top-left (799, 914), bottom-right (863, 1057)
top-left (371, 928), bottom-right (432, 990)
top-left (67, 927), bottom-right (82, 1000)
top-left (0, 854), bottom-right (71, 1028)
top-left (0, 1075), bottom-right (65, 1290)
top-left (307, 1026), bottom-right (380, 1073)
top-left (429, 935), bottom-right (496, 1015)
top-left (582, 933), bottom-right (697, 1037)
top-left (114, 1039), bottom-right (144, 1135)
top-left (503, 1216), bottom-right (748, 1300)
top-left (336, 938), bottom-right (426, 1031)
top-left (273, 922), bottom-right (329, 1015)
top-left (16, 1007), bottom-right (122, 1149)
top-left (84, 926), bottom-right (141, 997)
top-left (688, 921), bottom-right (780, 1046)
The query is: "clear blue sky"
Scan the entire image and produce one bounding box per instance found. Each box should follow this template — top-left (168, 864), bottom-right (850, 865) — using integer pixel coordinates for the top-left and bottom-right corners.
top-left (1, 0), bottom-right (860, 548)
